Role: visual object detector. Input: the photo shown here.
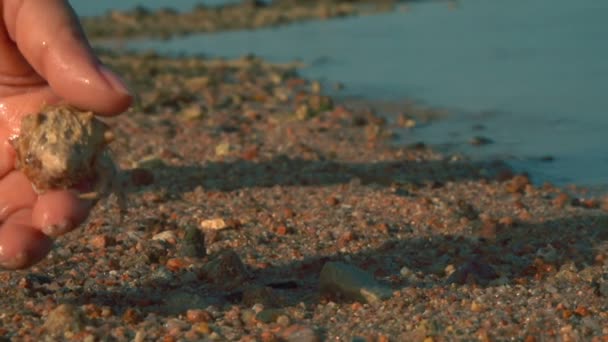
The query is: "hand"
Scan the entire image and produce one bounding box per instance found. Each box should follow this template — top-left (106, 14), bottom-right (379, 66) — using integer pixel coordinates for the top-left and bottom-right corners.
top-left (0, 0), bottom-right (132, 269)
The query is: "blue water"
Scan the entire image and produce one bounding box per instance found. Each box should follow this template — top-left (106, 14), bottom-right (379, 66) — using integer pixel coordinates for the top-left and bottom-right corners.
top-left (70, 0), bottom-right (238, 16)
top-left (70, 0), bottom-right (608, 189)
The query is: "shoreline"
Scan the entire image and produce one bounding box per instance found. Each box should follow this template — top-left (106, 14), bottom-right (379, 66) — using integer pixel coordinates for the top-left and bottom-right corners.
top-left (81, 0), bottom-right (408, 40)
top-left (0, 50), bottom-right (606, 340)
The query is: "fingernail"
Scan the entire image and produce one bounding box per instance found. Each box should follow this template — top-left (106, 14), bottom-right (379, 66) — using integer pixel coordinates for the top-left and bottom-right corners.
top-left (0, 252), bottom-right (27, 270)
top-left (98, 65), bottom-right (132, 96)
top-left (42, 220), bottom-right (73, 238)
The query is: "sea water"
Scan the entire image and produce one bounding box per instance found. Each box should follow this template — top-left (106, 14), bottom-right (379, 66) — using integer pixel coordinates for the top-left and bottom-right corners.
top-left (70, 0), bottom-right (608, 190)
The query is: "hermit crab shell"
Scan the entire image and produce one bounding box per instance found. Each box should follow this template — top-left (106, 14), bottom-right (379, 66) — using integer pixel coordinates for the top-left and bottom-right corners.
top-left (11, 105), bottom-right (115, 193)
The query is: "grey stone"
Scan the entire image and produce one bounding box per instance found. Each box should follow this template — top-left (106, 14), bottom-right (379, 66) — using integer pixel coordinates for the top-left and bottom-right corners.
top-left (202, 250), bottom-right (249, 290)
top-left (319, 261), bottom-right (392, 304)
top-left (178, 225), bottom-right (206, 258)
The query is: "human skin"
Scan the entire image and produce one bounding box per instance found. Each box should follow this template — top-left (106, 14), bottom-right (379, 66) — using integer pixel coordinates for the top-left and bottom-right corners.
top-left (0, 0), bottom-right (132, 268)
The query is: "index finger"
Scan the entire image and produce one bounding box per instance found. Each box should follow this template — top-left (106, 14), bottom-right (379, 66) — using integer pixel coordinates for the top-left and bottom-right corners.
top-left (2, 0), bottom-right (132, 115)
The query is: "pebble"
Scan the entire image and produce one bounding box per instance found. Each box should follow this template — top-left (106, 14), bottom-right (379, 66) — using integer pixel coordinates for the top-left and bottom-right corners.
top-left (279, 324), bottom-right (321, 342)
top-left (192, 322), bottom-right (211, 334)
top-left (319, 261), bottom-right (393, 304)
top-left (598, 280), bottom-right (608, 297)
top-left (152, 230), bottom-right (177, 244)
top-left (186, 309), bottom-right (212, 323)
top-left (89, 234), bottom-right (113, 249)
top-left (202, 250), bottom-right (250, 290)
top-left (446, 259), bottom-right (499, 285)
top-left (122, 308), bottom-right (141, 324)
top-left (43, 304), bottom-right (87, 336)
top-left (242, 286), bottom-right (281, 307)
top-left (149, 265), bottom-right (175, 283)
top-left (256, 309), bottom-right (286, 323)
top-left (178, 225), bottom-right (206, 258)
top-left (200, 218), bottom-right (229, 230)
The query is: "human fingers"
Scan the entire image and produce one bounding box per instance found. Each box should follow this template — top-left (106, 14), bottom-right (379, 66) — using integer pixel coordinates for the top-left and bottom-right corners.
top-left (0, 170), bottom-right (36, 222)
top-left (0, 208), bottom-right (53, 269)
top-left (32, 190), bottom-right (92, 238)
top-left (2, 0), bottom-right (132, 115)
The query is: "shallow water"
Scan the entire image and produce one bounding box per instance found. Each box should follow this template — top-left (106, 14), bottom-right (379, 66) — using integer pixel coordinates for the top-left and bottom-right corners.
top-left (72, 0), bottom-right (608, 189)
top-left (69, 0), bottom-right (238, 16)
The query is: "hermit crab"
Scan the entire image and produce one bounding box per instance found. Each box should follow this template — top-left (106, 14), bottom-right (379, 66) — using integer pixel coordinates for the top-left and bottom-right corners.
top-left (10, 105), bottom-right (125, 214)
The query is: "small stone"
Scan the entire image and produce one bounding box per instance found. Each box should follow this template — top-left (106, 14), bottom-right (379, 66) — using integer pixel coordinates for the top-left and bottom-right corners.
top-left (178, 225), bottom-right (206, 258)
top-left (122, 308), bottom-right (141, 324)
top-left (166, 258), bottom-right (189, 271)
top-left (202, 250), bottom-right (249, 290)
top-left (134, 330), bottom-right (146, 342)
top-left (186, 309), bottom-right (212, 323)
top-left (215, 142), bottom-right (231, 156)
top-left (43, 304), bottom-right (87, 336)
top-left (574, 305), bottom-right (590, 317)
top-left (149, 266), bottom-right (174, 283)
top-left (241, 146), bottom-right (259, 160)
top-left (505, 174), bottom-right (530, 193)
top-left (180, 105), bottom-right (205, 120)
top-left (597, 281), bottom-right (608, 297)
top-left (552, 193), bottom-right (570, 208)
top-left (397, 113), bottom-right (416, 128)
top-left (276, 315), bottom-right (291, 327)
top-left (337, 231), bottom-right (355, 248)
top-left (200, 218), bottom-right (229, 230)
top-left (275, 225), bottom-right (288, 236)
top-left (601, 197), bottom-right (608, 211)
top-left (192, 322), bottom-right (211, 335)
top-left (279, 324), bottom-right (321, 342)
top-left (152, 230), bottom-right (177, 244)
top-left (242, 286), bottom-right (281, 308)
top-left (399, 266), bottom-right (413, 278)
top-left (470, 301), bottom-right (484, 312)
top-left (319, 261), bottom-right (392, 304)
top-left (256, 309), bottom-right (286, 324)
top-left (295, 104), bottom-right (313, 120)
top-left (446, 259), bottom-right (499, 285)
top-left (90, 234), bottom-right (113, 249)
top-left (325, 196), bottom-right (339, 206)
top-left (240, 309), bottom-right (257, 325)
top-left (260, 330), bottom-right (278, 342)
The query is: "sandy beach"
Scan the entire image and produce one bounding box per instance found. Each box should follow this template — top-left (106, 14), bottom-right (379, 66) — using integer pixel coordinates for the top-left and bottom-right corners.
top-left (0, 2), bottom-right (607, 341)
